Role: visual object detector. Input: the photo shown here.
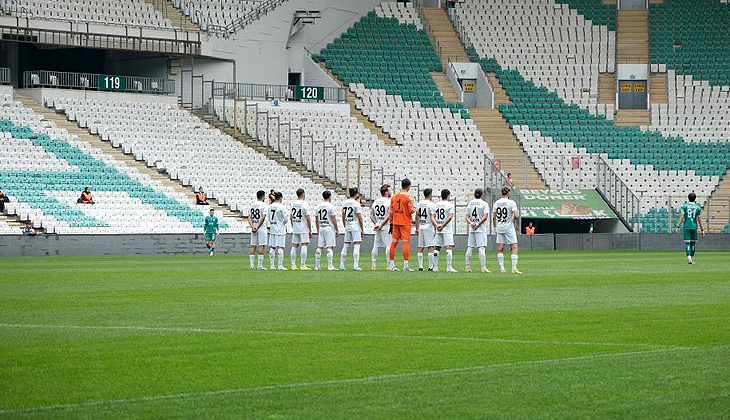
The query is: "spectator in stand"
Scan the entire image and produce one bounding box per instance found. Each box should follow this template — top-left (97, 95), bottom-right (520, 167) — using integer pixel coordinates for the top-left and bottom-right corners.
top-left (505, 173), bottom-right (514, 188)
top-left (526, 222), bottom-right (535, 235)
top-left (22, 222), bottom-right (36, 236)
top-left (195, 187), bottom-right (209, 205)
top-left (0, 188), bottom-right (8, 213)
top-left (78, 187), bottom-right (94, 204)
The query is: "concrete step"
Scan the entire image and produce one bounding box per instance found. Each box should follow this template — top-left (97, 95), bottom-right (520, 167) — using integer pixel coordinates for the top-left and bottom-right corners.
top-left (144, 0), bottom-right (201, 32)
top-left (649, 72), bottom-right (668, 104)
top-left (598, 73), bottom-right (616, 104)
top-left (431, 72), bottom-right (459, 103)
top-left (614, 109), bottom-right (650, 126)
top-left (708, 166), bottom-right (730, 233)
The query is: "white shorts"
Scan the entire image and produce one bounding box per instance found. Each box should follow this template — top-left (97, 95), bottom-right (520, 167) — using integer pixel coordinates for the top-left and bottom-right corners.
top-left (318, 227), bottom-right (336, 248)
top-left (374, 228), bottom-right (391, 248)
top-left (344, 229), bottom-right (362, 243)
top-left (268, 233), bottom-right (286, 248)
top-left (496, 229), bottom-right (518, 245)
top-left (291, 233), bottom-right (310, 244)
top-left (434, 232), bottom-right (454, 247)
top-left (468, 231), bottom-right (487, 248)
top-left (417, 229), bottom-right (435, 248)
top-left (250, 229), bottom-right (268, 247)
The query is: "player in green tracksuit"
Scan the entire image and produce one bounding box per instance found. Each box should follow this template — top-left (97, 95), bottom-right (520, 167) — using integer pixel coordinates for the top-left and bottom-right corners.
top-left (204, 208), bottom-right (219, 256)
top-left (675, 192), bottom-right (705, 264)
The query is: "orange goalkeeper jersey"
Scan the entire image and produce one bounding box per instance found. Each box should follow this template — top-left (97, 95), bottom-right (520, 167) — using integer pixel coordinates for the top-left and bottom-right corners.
top-left (390, 191), bottom-right (414, 226)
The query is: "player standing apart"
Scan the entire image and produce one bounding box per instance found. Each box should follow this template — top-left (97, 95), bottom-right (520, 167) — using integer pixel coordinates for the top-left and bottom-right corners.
top-left (415, 188), bottom-right (437, 271)
top-left (433, 189), bottom-right (457, 272)
top-left (340, 188), bottom-right (364, 271)
top-left (370, 184), bottom-right (392, 270)
top-left (204, 208), bottom-right (219, 256)
top-left (248, 190), bottom-right (269, 270)
top-left (267, 192), bottom-right (288, 270)
top-left (675, 192), bottom-right (705, 264)
top-left (290, 188), bottom-right (312, 270)
top-left (492, 187), bottom-right (521, 274)
top-left (465, 188), bottom-right (491, 273)
top-left (389, 179), bottom-right (416, 271)
top-left (315, 190), bottom-right (340, 270)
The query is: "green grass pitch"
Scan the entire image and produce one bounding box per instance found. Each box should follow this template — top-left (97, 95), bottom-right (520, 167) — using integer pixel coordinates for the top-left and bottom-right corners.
top-left (1, 250), bottom-right (729, 420)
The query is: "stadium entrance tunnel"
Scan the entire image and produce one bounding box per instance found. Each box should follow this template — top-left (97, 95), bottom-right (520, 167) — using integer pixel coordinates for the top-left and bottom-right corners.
top-left (522, 218), bottom-right (626, 234)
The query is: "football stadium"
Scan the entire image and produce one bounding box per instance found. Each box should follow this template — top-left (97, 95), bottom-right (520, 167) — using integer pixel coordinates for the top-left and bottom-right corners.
top-left (0, 0), bottom-right (729, 418)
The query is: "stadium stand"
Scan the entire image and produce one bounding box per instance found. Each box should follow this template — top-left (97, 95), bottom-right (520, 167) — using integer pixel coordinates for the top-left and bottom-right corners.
top-left (48, 97), bottom-right (371, 232)
top-left (0, 93), bottom-right (247, 234)
top-left (0, 0), bottom-right (174, 28)
top-left (0, 219), bottom-right (21, 234)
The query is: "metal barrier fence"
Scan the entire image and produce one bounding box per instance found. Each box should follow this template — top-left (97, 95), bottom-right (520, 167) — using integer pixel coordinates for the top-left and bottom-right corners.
top-left (23, 70), bottom-right (175, 94)
top-left (211, 81), bottom-right (346, 103)
top-left (0, 67), bottom-right (10, 85)
top-left (635, 195), bottom-right (729, 234)
top-left (205, 0), bottom-right (290, 36)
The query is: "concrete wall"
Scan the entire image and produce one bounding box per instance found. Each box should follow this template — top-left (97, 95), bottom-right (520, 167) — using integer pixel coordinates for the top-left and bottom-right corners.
top-left (1, 234), bottom-right (728, 257)
top-left (302, 55), bottom-right (339, 88)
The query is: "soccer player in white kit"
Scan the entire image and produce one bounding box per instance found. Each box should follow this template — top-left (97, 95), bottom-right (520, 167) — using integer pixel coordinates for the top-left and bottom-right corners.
top-left (340, 187), bottom-right (364, 271)
top-left (267, 191), bottom-right (288, 270)
top-left (370, 184), bottom-right (392, 270)
top-left (465, 188), bottom-right (491, 273)
top-left (314, 190), bottom-right (340, 271)
top-left (492, 186), bottom-right (521, 274)
top-left (415, 188), bottom-right (437, 271)
top-left (290, 188), bottom-right (312, 270)
top-left (433, 189), bottom-right (457, 273)
top-left (248, 190), bottom-right (269, 270)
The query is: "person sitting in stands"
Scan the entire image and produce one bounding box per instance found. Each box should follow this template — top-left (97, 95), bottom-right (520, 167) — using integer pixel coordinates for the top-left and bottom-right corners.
top-left (22, 222), bottom-right (36, 236)
top-left (196, 187), bottom-right (209, 205)
top-left (78, 187), bottom-right (94, 204)
top-left (0, 188), bottom-right (8, 213)
top-left (526, 222), bottom-right (535, 235)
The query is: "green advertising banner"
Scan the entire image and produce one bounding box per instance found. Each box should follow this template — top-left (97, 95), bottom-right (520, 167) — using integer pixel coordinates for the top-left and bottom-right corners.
top-left (516, 189), bottom-right (617, 220)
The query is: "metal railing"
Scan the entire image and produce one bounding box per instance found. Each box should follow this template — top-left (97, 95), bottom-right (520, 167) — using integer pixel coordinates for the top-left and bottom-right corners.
top-left (211, 81), bottom-right (346, 103)
top-left (596, 156), bottom-right (640, 231)
top-left (0, 68), bottom-right (10, 85)
top-left (416, 4), bottom-right (443, 69)
top-left (23, 70), bottom-right (175, 94)
top-left (0, 22), bottom-right (201, 55)
top-left (632, 195), bottom-right (727, 234)
top-left (203, 0), bottom-right (290, 37)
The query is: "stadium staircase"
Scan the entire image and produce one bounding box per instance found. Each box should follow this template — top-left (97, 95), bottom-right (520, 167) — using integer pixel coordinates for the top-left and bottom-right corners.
top-left (649, 72), bottom-right (668, 103)
top-left (420, 7), bottom-right (470, 68)
top-left (194, 110), bottom-right (359, 203)
top-left (13, 93), bottom-right (240, 220)
top-left (708, 167), bottom-right (730, 233)
top-left (598, 73), bottom-right (616, 105)
top-left (617, 9), bottom-right (649, 64)
top-left (145, 0), bottom-right (201, 32)
top-left (0, 211), bottom-right (37, 233)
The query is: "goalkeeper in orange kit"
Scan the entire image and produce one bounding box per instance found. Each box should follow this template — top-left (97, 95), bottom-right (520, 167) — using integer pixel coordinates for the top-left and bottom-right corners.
top-left (388, 178), bottom-right (415, 271)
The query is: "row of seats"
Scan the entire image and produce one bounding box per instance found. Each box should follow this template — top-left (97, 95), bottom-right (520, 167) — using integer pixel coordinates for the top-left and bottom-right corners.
top-left (49, 96), bottom-right (376, 233)
top-left (0, 219), bottom-right (21, 235)
top-left (172, 0), bottom-right (266, 31)
top-left (1, 0), bottom-right (174, 29)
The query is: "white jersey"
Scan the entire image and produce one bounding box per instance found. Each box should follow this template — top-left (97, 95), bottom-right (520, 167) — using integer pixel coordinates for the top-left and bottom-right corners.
top-left (267, 202), bottom-right (288, 235)
top-left (315, 202), bottom-right (336, 229)
top-left (289, 199), bottom-right (311, 234)
top-left (371, 197), bottom-right (390, 226)
top-left (249, 201), bottom-right (268, 228)
top-left (416, 199), bottom-right (436, 231)
top-left (493, 197), bottom-right (518, 234)
top-left (434, 200), bottom-right (455, 234)
top-left (467, 199), bottom-right (490, 233)
top-left (341, 198), bottom-right (363, 232)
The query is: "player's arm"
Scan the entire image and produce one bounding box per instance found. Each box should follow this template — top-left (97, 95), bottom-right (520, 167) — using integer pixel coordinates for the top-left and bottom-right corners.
top-left (248, 211), bottom-right (255, 231)
top-left (332, 214), bottom-right (340, 237)
top-left (357, 212), bottom-right (364, 234)
top-left (370, 207), bottom-right (377, 225)
top-left (341, 208), bottom-right (347, 229)
top-left (698, 216), bottom-right (705, 237)
top-left (675, 213), bottom-right (685, 232)
top-left (442, 210), bottom-right (454, 229)
top-left (477, 211), bottom-right (489, 229)
top-left (306, 214), bottom-right (312, 237)
top-left (315, 212), bottom-right (320, 233)
top-left (430, 211), bottom-right (438, 230)
top-left (256, 211), bottom-right (267, 231)
top-left (492, 211), bottom-right (497, 230)
top-left (464, 210), bottom-right (472, 228)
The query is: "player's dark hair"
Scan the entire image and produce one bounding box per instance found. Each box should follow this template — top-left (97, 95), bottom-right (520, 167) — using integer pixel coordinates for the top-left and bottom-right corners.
top-left (296, 188), bottom-right (305, 198)
top-left (380, 184), bottom-right (390, 196)
top-left (322, 190), bottom-right (332, 200)
top-left (474, 188), bottom-right (483, 199)
top-left (349, 187), bottom-right (358, 198)
top-left (423, 188), bottom-right (432, 198)
top-left (209, 208), bottom-right (214, 213)
top-left (688, 192), bottom-right (696, 202)
top-left (502, 186), bottom-right (511, 196)
top-left (401, 178), bottom-right (411, 189)
top-left (256, 190), bottom-right (266, 199)
top-left (441, 189), bottom-right (450, 200)
top-left (274, 191), bottom-right (283, 201)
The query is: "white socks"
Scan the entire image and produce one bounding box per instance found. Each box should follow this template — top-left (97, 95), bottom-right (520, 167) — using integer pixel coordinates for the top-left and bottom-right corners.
top-left (315, 249), bottom-right (321, 268)
top-left (270, 248), bottom-right (276, 269)
top-left (353, 244), bottom-right (360, 268)
top-left (290, 247), bottom-right (298, 267)
top-left (498, 252), bottom-right (505, 270)
top-left (257, 254), bottom-right (264, 269)
top-left (371, 247), bottom-right (379, 267)
top-left (300, 245), bottom-right (308, 266)
top-left (511, 254), bottom-right (518, 271)
top-left (465, 247), bottom-right (473, 269)
top-left (446, 250), bottom-right (453, 270)
top-left (249, 254), bottom-right (255, 269)
top-left (478, 247), bottom-right (486, 270)
top-left (428, 252), bottom-right (434, 270)
top-left (417, 252), bottom-right (423, 269)
top-left (327, 249), bottom-right (334, 268)
top-left (433, 250), bottom-right (440, 270)
top-left (278, 248), bottom-right (284, 268)
top-left (340, 243), bottom-right (349, 267)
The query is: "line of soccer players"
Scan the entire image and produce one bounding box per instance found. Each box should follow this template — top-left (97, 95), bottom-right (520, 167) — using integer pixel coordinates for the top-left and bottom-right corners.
top-left (224, 178), bottom-right (523, 273)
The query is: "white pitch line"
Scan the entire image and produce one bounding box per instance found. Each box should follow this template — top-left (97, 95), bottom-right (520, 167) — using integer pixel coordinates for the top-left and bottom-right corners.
top-left (0, 323), bottom-right (673, 349)
top-left (0, 346), bottom-right (703, 416)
